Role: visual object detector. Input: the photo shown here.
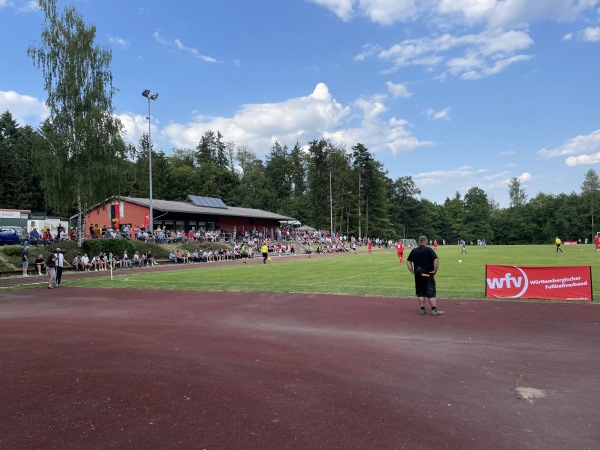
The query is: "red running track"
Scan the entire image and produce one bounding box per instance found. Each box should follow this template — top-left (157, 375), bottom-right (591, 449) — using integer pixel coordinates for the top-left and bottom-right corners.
top-left (1, 288), bottom-right (599, 449)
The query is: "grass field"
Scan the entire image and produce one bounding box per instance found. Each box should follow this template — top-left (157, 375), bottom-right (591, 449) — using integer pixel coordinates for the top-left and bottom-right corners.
top-left (67, 244), bottom-right (600, 301)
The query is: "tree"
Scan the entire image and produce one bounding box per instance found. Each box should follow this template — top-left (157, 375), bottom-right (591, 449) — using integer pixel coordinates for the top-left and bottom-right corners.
top-left (28, 0), bottom-right (125, 245)
top-left (306, 139), bottom-right (330, 230)
top-left (0, 111), bottom-right (45, 211)
top-left (508, 177), bottom-right (527, 208)
top-left (265, 142), bottom-right (292, 213)
top-left (443, 192), bottom-right (464, 244)
top-left (388, 176), bottom-right (425, 239)
top-left (581, 168), bottom-right (600, 240)
top-left (463, 187), bottom-right (493, 242)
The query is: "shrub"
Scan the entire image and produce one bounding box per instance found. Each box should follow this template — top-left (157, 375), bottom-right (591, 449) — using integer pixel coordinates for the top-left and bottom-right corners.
top-left (83, 239), bottom-right (136, 257)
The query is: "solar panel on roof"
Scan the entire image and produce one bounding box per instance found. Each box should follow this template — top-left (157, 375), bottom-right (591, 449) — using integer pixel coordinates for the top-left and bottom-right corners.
top-left (187, 195), bottom-right (228, 209)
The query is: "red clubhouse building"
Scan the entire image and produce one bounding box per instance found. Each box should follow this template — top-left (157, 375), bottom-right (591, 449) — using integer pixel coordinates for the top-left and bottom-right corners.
top-left (85, 195), bottom-right (296, 240)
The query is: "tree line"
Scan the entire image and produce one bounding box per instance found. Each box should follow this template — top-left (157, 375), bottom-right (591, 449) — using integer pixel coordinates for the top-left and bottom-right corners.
top-left (2, 109), bottom-right (599, 244)
top-left (3, 0), bottom-right (599, 245)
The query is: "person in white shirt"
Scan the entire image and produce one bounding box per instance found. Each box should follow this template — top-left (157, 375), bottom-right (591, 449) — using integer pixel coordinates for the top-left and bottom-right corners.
top-left (55, 248), bottom-right (65, 286)
top-left (81, 254), bottom-right (90, 271)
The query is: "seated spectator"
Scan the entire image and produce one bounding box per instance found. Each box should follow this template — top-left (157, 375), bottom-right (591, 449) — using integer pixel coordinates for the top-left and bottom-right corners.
top-left (69, 228), bottom-right (76, 240)
top-left (168, 251), bottom-right (177, 263)
top-left (59, 229), bottom-right (68, 241)
top-left (181, 250), bottom-right (189, 264)
top-left (72, 255), bottom-right (82, 271)
top-left (90, 254), bottom-right (100, 271)
top-left (80, 253), bottom-right (92, 271)
top-left (123, 251), bottom-right (132, 268)
top-left (132, 251), bottom-right (141, 267)
top-left (29, 228), bottom-right (41, 245)
top-left (35, 253), bottom-right (45, 275)
top-left (42, 229), bottom-right (53, 244)
top-left (147, 250), bottom-right (156, 266)
top-left (141, 252), bottom-right (148, 267)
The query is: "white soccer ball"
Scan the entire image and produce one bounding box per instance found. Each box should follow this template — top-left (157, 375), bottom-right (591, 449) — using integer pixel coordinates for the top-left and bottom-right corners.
top-left (458, 259), bottom-right (462, 263)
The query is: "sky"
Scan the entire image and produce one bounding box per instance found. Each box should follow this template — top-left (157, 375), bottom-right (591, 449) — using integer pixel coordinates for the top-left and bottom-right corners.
top-left (1, 0), bottom-right (600, 207)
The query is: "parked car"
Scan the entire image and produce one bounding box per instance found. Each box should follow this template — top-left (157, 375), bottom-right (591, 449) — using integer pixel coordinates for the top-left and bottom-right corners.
top-left (0, 228), bottom-right (20, 245)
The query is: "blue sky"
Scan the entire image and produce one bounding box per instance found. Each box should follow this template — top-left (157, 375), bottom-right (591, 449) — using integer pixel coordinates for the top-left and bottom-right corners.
top-left (1, 0), bottom-right (600, 207)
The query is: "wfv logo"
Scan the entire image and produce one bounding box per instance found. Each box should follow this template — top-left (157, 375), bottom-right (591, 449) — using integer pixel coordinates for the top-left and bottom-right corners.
top-left (486, 273), bottom-right (523, 289)
top-left (486, 266), bottom-right (529, 298)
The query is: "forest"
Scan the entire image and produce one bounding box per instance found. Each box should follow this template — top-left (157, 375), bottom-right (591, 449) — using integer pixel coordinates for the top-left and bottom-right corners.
top-left (1, 109), bottom-right (599, 245)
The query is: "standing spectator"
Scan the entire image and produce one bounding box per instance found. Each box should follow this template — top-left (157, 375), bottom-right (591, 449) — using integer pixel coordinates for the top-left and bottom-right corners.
top-left (55, 248), bottom-right (64, 287)
top-left (21, 245), bottom-right (30, 277)
top-left (406, 236), bottom-right (443, 316)
top-left (89, 223), bottom-right (95, 239)
top-left (57, 223), bottom-right (64, 240)
top-left (46, 250), bottom-right (57, 289)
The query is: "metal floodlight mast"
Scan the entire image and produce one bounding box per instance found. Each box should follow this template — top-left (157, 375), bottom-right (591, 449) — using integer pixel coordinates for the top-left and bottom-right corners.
top-left (142, 89), bottom-right (158, 232)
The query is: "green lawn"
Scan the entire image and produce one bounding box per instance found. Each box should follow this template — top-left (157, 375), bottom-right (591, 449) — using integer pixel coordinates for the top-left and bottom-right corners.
top-left (68, 244), bottom-right (600, 301)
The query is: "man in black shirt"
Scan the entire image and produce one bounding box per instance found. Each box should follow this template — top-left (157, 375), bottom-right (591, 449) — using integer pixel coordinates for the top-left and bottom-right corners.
top-left (406, 235), bottom-right (444, 316)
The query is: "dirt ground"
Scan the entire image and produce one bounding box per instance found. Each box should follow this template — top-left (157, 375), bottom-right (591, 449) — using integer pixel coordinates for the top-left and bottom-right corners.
top-left (1, 288), bottom-right (599, 449)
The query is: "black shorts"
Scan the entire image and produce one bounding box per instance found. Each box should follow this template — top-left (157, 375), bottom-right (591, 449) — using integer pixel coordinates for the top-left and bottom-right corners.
top-left (415, 275), bottom-right (436, 298)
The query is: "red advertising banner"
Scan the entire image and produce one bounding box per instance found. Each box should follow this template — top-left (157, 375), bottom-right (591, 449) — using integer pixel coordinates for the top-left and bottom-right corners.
top-left (485, 265), bottom-right (592, 301)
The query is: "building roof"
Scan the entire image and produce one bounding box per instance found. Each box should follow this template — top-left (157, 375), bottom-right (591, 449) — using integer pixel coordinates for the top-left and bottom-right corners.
top-left (120, 196), bottom-right (296, 222)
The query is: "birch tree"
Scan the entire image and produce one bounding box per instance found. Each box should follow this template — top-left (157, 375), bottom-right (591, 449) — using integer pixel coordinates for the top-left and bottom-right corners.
top-left (28, 0), bottom-right (125, 245)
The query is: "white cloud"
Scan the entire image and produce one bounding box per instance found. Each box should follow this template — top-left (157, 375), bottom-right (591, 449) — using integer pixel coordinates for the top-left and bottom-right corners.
top-left (162, 83), bottom-right (350, 151)
top-left (438, 0), bottom-right (599, 29)
top-left (18, 0), bottom-right (37, 12)
top-left (424, 107), bottom-right (451, 121)
top-left (308, 0), bottom-right (419, 25)
top-left (386, 81), bottom-right (412, 99)
top-left (412, 166), bottom-right (489, 190)
top-left (358, 0), bottom-right (419, 25)
top-left (0, 0), bottom-right (38, 12)
top-left (376, 30), bottom-right (533, 79)
top-left (518, 172), bottom-right (533, 183)
top-left (307, 0), bottom-right (355, 21)
top-left (566, 153), bottom-right (600, 166)
top-left (354, 43), bottom-right (382, 61)
top-left (538, 129), bottom-right (600, 158)
top-left (0, 91), bottom-right (48, 126)
top-left (108, 35), bottom-right (129, 49)
top-left (563, 32), bottom-right (574, 41)
top-left (582, 26), bottom-right (600, 41)
top-left (310, 0), bottom-right (599, 28)
top-left (157, 83), bottom-right (430, 158)
top-left (153, 32), bottom-right (219, 63)
top-left (323, 93), bottom-right (432, 155)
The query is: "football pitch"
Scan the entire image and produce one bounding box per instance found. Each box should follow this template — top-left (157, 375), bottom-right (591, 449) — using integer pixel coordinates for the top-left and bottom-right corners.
top-left (3, 244), bottom-right (600, 448)
top-left (69, 244), bottom-right (600, 301)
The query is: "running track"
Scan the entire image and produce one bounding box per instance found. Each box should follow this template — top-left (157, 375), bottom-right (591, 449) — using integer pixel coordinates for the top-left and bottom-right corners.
top-left (1, 286), bottom-right (599, 449)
